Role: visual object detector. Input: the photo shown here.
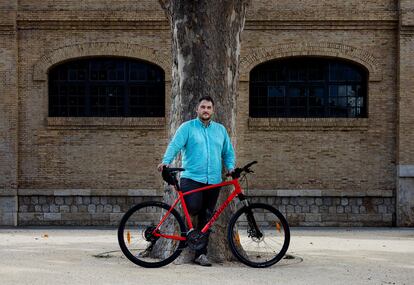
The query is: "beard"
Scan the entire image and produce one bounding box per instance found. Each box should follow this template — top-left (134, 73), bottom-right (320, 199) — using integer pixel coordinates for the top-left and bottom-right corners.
top-left (199, 113), bottom-right (211, 121)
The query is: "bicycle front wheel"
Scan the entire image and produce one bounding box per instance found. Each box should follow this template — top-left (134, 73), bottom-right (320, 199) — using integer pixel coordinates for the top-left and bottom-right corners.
top-left (228, 203), bottom-right (290, 268)
top-left (118, 201), bottom-right (187, 268)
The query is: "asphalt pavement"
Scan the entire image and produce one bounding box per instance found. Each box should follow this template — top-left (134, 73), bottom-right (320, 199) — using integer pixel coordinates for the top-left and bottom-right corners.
top-left (0, 227), bottom-right (413, 285)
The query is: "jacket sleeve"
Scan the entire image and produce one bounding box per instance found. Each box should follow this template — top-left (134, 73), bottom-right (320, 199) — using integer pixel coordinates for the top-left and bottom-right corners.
top-left (162, 123), bottom-right (189, 164)
top-left (222, 128), bottom-right (236, 171)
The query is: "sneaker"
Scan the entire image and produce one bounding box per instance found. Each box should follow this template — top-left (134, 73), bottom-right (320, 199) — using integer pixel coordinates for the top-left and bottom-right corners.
top-left (194, 254), bottom-right (212, 267)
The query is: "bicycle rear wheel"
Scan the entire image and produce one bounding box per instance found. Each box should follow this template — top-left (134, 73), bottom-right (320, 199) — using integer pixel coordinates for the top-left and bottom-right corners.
top-left (118, 201), bottom-right (187, 268)
top-left (228, 203), bottom-right (290, 268)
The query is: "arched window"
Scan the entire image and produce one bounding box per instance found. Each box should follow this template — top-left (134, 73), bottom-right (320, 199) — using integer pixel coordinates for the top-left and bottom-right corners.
top-left (249, 57), bottom-right (368, 118)
top-left (48, 57), bottom-right (165, 117)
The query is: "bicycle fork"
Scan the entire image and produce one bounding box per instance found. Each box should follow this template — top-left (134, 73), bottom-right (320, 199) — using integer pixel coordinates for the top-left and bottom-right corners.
top-left (237, 194), bottom-right (263, 239)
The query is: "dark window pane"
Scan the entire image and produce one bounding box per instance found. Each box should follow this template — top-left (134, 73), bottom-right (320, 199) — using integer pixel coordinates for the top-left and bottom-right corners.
top-left (49, 57), bottom-right (165, 117)
top-left (268, 86), bottom-right (284, 97)
top-left (249, 57), bottom-right (367, 118)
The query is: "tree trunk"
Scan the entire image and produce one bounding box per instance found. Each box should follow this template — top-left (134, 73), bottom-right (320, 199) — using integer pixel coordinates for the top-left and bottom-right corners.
top-left (159, 0), bottom-right (249, 263)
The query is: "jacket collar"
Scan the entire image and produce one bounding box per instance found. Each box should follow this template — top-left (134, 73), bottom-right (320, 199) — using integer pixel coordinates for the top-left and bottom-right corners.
top-left (196, 117), bottom-right (212, 128)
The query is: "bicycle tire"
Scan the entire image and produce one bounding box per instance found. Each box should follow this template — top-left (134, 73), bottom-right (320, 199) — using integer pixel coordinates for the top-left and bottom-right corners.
top-left (227, 203), bottom-right (290, 268)
top-left (118, 201), bottom-right (187, 268)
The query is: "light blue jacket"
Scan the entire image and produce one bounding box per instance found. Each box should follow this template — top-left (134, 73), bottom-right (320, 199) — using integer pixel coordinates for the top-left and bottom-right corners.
top-left (162, 118), bottom-right (236, 184)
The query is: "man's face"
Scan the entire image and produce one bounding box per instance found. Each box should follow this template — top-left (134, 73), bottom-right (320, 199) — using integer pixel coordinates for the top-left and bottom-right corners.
top-left (196, 100), bottom-right (214, 122)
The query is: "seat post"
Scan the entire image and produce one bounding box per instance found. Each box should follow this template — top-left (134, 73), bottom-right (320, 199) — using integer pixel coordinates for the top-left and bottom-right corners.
top-left (173, 174), bottom-right (181, 191)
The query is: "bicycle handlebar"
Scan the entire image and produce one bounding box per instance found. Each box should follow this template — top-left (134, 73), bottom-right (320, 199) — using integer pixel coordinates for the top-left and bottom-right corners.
top-left (228, 160), bottom-right (258, 179)
top-left (162, 161), bottom-right (257, 185)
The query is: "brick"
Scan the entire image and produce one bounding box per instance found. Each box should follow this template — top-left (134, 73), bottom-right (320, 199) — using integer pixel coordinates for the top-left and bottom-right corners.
top-left (39, 196), bottom-right (47, 204)
top-left (297, 197), bottom-right (307, 206)
top-left (88, 205), bottom-right (96, 213)
top-left (378, 204), bottom-right (387, 214)
top-left (55, 197), bottom-right (64, 205)
top-left (60, 205), bottom-right (70, 213)
top-left (305, 214), bottom-right (322, 222)
top-left (78, 205), bottom-right (88, 213)
top-left (44, 213), bottom-right (61, 220)
top-left (19, 205), bottom-right (28, 212)
top-left (315, 198), bottom-right (323, 206)
top-left (104, 204), bottom-right (113, 213)
top-left (360, 206), bottom-right (367, 214)
top-left (323, 197), bottom-right (332, 206)
top-left (50, 204), bottom-right (59, 213)
top-left (84, 197), bottom-right (91, 204)
top-left (64, 196), bottom-right (73, 205)
top-left (31, 197), bottom-right (38, 205)
top-left (351, 206), bottom-right (360, 214)
top-left (372, 198), bottom-right (384, 205)
top-left (310, 205), bottom-right (319, 214)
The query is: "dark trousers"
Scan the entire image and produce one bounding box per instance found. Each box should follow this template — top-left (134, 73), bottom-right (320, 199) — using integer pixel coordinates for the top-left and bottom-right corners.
top-left (180, 178), bottom-right (220, 257)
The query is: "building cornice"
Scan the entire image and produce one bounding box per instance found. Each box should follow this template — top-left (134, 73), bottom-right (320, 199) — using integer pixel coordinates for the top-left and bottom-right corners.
top-left (15, 9), bottom-right (399, 30)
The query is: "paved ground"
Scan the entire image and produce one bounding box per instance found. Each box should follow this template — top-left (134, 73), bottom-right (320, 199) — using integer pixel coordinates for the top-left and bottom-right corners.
top-left (0, 227), bottom-right (413, 285)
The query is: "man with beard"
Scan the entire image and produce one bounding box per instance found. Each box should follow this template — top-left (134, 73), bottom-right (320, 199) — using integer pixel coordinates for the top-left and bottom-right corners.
top-left (157, 96), bottom-right (236, 266)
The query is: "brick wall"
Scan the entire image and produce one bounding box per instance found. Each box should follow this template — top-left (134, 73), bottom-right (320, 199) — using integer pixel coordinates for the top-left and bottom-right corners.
top-left (0, 0), bottom-right (410, 226)
top-left (0, 2), bottom-right (18, 225)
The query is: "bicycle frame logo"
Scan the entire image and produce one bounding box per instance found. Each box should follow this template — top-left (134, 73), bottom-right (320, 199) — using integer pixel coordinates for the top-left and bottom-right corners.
top-left (153, 178), bottom-right (243, 240)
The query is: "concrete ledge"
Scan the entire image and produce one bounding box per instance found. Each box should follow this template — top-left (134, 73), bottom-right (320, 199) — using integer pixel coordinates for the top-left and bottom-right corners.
top-left (18, 188), bottom-right (161, 196)
top-left (250, 189), bottom-right (393, 197)
top-left (46, 117), bottom-right (165, 130)
top-left (17, 188), bottom-right (394, 197)
top-left (248, 117), bottom-right (369, 131)
top-left (398, 165), bottom-right (414, 178)
top-left (0, 189), bottom-right (17, 196)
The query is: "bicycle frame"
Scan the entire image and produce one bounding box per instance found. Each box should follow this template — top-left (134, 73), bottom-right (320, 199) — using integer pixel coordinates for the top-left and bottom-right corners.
top-left (153, 178), bottom-right (244, 241)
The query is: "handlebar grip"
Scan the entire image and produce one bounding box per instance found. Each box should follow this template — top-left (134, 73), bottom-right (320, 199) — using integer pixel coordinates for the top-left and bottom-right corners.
top-left (243, 161), bottom-right (258, 170)
top-left (163, 166), bottom-right (185, 172)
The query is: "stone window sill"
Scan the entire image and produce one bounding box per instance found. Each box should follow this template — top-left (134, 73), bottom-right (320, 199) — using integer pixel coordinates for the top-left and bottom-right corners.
top-left (248, 118), bottom-right (369, 131)
top-left (46, 117), bottom-right (165, 130)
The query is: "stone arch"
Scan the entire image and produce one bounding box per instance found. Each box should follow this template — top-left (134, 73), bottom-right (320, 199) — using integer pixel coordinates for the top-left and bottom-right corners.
top-left (240, 42), bottom-right (382, 82)
top-left (33, 42), bottom-right (171, 81)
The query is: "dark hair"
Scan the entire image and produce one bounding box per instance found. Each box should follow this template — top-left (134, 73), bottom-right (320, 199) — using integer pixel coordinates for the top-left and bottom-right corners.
top-left (198, 96), bottom-right (215, 106)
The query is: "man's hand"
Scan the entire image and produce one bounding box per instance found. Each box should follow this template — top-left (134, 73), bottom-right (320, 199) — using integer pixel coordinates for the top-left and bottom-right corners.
top-left (157, 163), bottom-right (169, 172)
top-left (226, 169), bottom-right (235, 177)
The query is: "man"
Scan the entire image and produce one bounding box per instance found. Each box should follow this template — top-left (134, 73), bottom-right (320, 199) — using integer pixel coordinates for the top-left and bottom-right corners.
top-left (157, 96), bottom-right (236, 266)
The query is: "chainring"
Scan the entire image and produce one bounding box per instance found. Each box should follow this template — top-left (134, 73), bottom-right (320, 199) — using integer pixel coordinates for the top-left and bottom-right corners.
top-left (186, 229), bottom-right (208, 250)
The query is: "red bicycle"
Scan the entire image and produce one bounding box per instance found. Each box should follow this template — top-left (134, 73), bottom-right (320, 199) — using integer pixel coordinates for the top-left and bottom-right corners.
top-left (118, 161), bottom-right (290, 268)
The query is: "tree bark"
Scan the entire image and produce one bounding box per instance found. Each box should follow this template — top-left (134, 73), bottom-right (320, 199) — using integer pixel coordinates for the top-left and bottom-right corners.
top-left (159, 0), bottom-right (249, 263)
